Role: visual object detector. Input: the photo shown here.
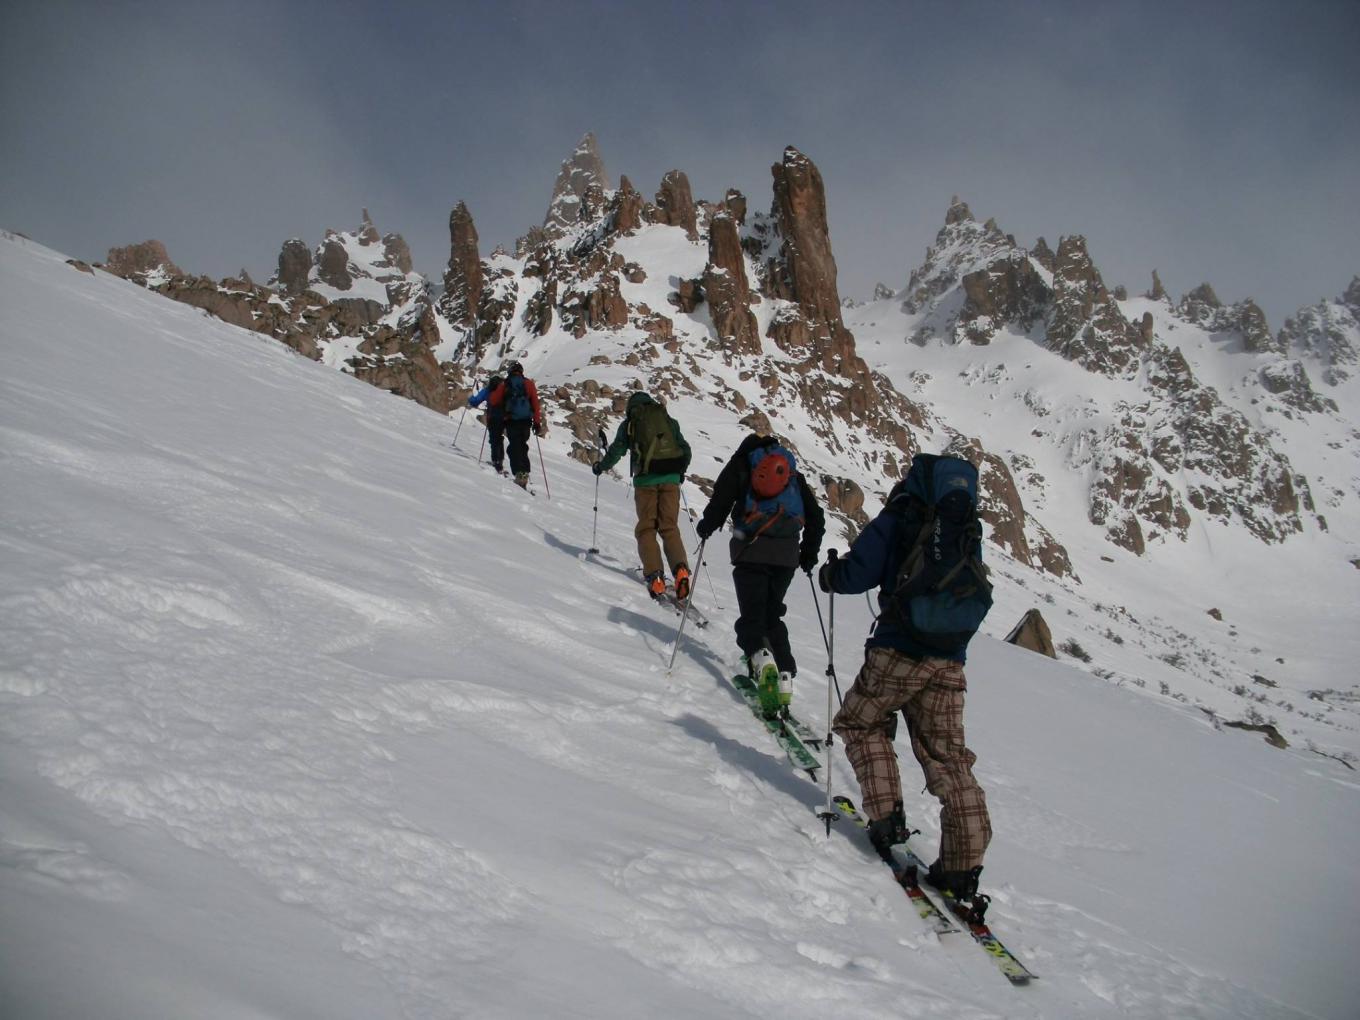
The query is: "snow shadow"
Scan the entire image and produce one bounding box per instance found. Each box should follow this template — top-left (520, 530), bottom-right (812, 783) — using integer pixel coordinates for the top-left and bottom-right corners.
top-left (541, 529), bottom-right (639, 585)
top-left (672, 713), bottom-right (824, 811)
top-left (605, 605), bottom-right (726, 683)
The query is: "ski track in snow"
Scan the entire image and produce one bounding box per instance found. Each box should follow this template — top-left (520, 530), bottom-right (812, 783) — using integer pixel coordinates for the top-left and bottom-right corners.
top-left (2, 233), bottom-right (1355, 1018)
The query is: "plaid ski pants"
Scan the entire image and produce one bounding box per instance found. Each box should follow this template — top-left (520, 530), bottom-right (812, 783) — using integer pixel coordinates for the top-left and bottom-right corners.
top-left (833, 646), bottom-right (992, 871)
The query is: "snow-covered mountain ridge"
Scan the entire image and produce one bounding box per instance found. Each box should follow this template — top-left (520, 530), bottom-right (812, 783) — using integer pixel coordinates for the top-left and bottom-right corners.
top-left (2, 227), bottom-right (1356, 1019)
top-left (80, 135), bottom-right (1360, 763)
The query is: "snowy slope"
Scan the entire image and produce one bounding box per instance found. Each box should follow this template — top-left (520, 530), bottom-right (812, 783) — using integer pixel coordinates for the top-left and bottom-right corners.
top-left (2, 231), bottom-right (1358, 1019)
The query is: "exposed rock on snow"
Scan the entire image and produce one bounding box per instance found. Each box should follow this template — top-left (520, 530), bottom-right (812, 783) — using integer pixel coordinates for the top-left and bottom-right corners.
top-left (1005, 609), bottom-right (1057, 657)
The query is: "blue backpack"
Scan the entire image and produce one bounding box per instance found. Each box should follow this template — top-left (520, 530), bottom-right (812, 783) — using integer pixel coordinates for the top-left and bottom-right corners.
top-left (503, 374), bottom-right (533, 421)
top-left (738, 445), bottom-right (804, 540)
top-left (881, 453), bottom-right (993, 654)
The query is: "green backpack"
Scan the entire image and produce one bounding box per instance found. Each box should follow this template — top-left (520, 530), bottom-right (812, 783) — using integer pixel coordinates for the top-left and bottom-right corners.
top-left (629, 402), bottom-right (685, 475)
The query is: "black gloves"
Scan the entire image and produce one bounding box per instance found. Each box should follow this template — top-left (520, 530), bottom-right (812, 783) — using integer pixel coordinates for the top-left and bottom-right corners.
top-left (696, 519), bottom-right (716, 541)
top-left (817, 559), bottom-right (837, 593)
top-left (799, 547), bottom-right (820, 574)
top-left (591, 462), bottom-right (604, 476)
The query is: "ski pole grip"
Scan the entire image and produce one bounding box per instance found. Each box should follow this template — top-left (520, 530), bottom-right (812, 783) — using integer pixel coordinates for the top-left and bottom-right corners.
top-left (828, 548), bottom-right (838, 562)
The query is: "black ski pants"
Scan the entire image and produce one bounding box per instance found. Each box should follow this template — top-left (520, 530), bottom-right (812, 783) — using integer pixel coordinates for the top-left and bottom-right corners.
top-left (506, 419), bottom-right (532, 476)
top-left (486, 413), bottom-right (506, 470)
top-left (732, 562), bottom-right (797, 674)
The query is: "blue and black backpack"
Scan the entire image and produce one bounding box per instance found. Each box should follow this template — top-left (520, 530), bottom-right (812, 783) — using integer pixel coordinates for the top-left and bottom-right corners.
top-left (738, 444), bottom-right (805, 541)
top-left (503, 374), bottom-right (533, 421)
top-left (880, 453), bottom-right (993, 654)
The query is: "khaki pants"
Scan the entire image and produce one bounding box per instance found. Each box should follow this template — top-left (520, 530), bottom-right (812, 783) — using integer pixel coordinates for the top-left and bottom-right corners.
top-left (833, 646), bottom-right (992, 871)
top-left (634, 484), bottom-right (687, 578)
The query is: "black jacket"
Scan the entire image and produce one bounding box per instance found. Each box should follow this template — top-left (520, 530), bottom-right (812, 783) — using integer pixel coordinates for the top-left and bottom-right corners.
top-left (698, 434), bottom-right (825, 569)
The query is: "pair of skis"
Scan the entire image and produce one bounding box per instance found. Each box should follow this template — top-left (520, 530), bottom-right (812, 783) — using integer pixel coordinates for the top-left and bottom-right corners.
top-left (723, 694), bottom-right (1033, 984)
top-left (725, 672), bottom-right (822, 778)
top-left (833, 796), bottom-right (1036, 986)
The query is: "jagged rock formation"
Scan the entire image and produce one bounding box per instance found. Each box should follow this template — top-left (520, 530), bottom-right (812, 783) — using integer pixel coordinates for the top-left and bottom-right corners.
top-left (1279, 276), bottom-right (1360, 385)
top-left (104, 240), bottom-right (182, 284)
top-left (853, 197), bottom-right (1334, 556)
top-left (901, 199), bottom-right (1011, 319)
top-left (702, 212), bottom-right (759, 355)
top-left (755, 146), bottom-right (860, 374)
top-left (104, 139), bottom-right (1350, 589)
top-left (440, 202), bottom-right (482, 330)
top-left (957, 253), bottom-right (1047, 345)
top-left (543, 132), bottom-right (609, 236)
top-left (1177, 283), bottom-right (1280, 354)
top-left (104, 214), bottom-right (449, 413)
top-left (653, 170), bottom-right (698, 239)
top-left (1047, 236), bottom-right (1149, 375)
top-left (612, 175), bottom-right (645, 235)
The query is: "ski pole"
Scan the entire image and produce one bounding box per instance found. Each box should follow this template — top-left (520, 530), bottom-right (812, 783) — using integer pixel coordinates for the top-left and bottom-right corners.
top-left (814, 549), bottom-right (841, 835)
top-left (679, 486), bottom-right (724, 609)
top-left (535, 432), bottom-right (551, 500)
top-left (477, 421), bottom-right (488, 465)
top-left (666, 537), bottom-right (706, 675)
top-left (589, 472), bottom-right (602, 555)
top-left (452, 403), bottom-right (469, 447)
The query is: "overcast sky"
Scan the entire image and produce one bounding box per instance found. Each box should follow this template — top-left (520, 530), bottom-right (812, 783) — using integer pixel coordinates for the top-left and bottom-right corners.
top-left (3, 0), bottom-right (1357, 326)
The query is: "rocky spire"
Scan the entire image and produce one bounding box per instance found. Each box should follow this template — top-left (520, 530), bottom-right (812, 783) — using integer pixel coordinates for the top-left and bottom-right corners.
top-left (612, 175), bottom-right (644, 234)
top-left (440, 201), bottom-right (482, 330)
top-left (543, 132), bottom-right (610, 235)
top-left (316, 235), bottom-right (352, 291)
top-left (358, 209), bottom-right (380, 245)
top-left (654, 170), bottom-right (698, 239)
top-left (1145, 269), bottom-right (1167, 301)
top-left (276, 239), bottom-right (313, 296)
top-left (702, 212), bottom-right (759, 355)
top-left (945, 195), bottom-right (973, 224)
top-left (764, 146), bottom-right (856, 370)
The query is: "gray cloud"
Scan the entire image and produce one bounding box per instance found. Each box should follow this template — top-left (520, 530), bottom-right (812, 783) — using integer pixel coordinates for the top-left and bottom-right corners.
top-left (2, 0), bottom-right (1356, 325)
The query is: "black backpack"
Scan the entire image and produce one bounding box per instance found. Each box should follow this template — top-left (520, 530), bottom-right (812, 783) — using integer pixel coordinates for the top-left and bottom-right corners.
top-left (879, 453), bottom-right (993, 654)
top-left (503, 374), bottom-right (533, 421)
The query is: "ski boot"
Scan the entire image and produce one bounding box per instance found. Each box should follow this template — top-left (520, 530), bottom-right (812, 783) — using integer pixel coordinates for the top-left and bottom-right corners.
top-left (749, 648), bottom-right (781, 719)
top-left (513, 472), bottom-right (529, 489)
top-left (776, 671), bottom-right (794, 717)
top-left (645, 570), bottom-right (667, 599)
top-left (673, 563), bottom-right (691, 602)
top-left (866, 800), bottom-right (910, 861)
top-left (927, 862), bottom-right (990, 924)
